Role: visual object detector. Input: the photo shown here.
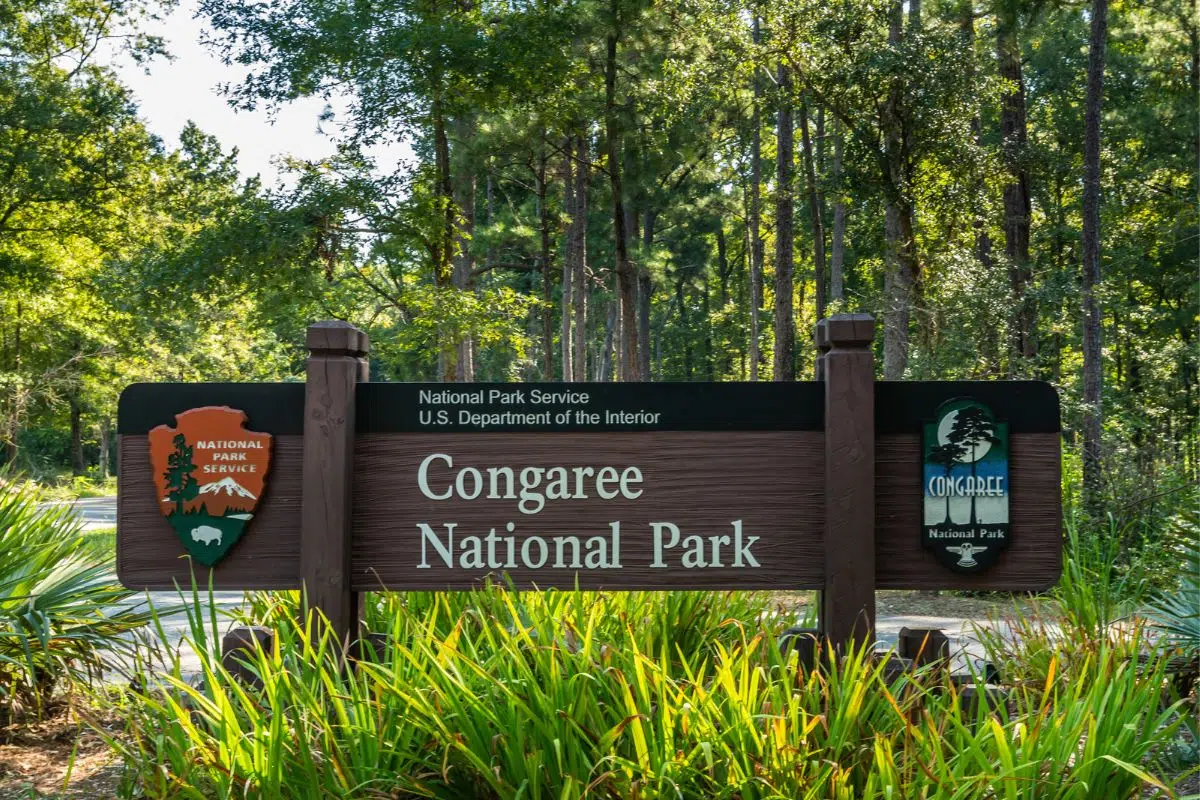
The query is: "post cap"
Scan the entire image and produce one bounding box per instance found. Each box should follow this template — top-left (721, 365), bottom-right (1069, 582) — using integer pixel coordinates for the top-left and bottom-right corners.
top-left (823, 313), bottom-right (874, 346)
top-left (815, 319), bottom-right (831, 349)
top-left (307, 320), bottom-right (369, 356)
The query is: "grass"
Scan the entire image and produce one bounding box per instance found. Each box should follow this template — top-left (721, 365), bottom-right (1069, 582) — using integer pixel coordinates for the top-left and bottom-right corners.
top-left (91, 583), bottom-right (1190, 799)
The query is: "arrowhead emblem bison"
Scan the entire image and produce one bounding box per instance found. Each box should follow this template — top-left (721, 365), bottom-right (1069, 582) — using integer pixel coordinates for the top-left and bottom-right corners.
top-left (148, 407), bottom-right (272, 567)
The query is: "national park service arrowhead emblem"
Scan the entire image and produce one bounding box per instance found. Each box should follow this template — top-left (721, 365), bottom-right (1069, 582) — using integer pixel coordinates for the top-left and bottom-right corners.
top-left (148, 407), bottom-right (272, 567)
top-left (922, 399), bottom-right (1010, 572)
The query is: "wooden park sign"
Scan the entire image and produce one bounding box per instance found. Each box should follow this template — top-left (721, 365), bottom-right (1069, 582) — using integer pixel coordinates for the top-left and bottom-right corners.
top-left (116, 315), bottom-right (1062, 648)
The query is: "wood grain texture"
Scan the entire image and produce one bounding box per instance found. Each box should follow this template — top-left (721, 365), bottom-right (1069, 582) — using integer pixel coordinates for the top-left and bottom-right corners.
top-left (349, 432), bottom-right (826, 590)
top-left (300, 349), bottom-right (362, 637)
top-left (821, 315), bottom-right (876, 647)
top-left (117, 434), bottom-right (303, 589)
top-left (876, 432), bottom-right (1062, 589)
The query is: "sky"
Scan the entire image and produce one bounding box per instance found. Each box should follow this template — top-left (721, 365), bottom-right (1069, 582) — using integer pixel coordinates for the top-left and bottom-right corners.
top-left (108, 0), bottom-right (407, 187)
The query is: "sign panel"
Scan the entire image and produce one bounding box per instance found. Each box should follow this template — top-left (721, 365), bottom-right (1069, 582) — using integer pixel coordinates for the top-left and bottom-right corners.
top-left (115, 380), bottom-right (1061, 593)
top-left (354, 383), bottom-right (827, 590)
top-left (921, 399), bottom-right (1010, 572)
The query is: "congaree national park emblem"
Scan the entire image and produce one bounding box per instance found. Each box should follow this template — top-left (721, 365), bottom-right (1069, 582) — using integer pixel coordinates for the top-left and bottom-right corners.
top-left (922, 399), bottom-right (1010, 572)
top-left (148, 407), bottom-right (272, 567)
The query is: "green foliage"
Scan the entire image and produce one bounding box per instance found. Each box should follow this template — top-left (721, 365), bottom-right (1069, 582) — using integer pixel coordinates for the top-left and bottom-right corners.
top-left (100, 585), bottom-right (1187, 798)
top-left (1145, 505), bottom-right (1200, 660)
top-left (0, 479), bottom-right (155, 719)
top-left (1055, 515), bottom-right (1154, 639)
top-left (163, 434), bottom-right (198, 515)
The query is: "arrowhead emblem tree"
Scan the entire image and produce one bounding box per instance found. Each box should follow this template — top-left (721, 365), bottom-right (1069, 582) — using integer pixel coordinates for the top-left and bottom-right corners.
top-left (163, 434), bottom-right (199, 516)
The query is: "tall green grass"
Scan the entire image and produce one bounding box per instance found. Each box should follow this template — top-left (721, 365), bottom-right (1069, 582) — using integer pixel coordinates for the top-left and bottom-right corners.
top-left (100, 585), bottom-right (1187, 799)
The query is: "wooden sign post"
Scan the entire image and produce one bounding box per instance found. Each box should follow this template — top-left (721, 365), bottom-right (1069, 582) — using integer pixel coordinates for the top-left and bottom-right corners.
top-left (300, 321), bottom-right (369, 640)
top-left (819, 314), bottom-right (876, 650)
top-left (115, 314), bottom-right (1063, 651)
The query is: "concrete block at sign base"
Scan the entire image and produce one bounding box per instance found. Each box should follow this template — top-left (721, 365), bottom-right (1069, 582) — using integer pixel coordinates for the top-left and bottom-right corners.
top-left (221, 626), bottom-right (274, 688)
top-left (778, 626), bottom-right (822, 671)
top-left (874, 652), bottom-right (914, 684)
top-left (897, 627), bottom-right (950, 669)
top-left (957, 684), bottom-right (1012, 726)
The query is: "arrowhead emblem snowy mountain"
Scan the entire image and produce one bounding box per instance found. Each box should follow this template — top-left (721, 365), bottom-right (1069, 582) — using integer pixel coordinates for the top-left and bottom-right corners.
top-left (148, 406), bottom-right (273, 567)
top-left (198, 477), bottom-right (257, 500)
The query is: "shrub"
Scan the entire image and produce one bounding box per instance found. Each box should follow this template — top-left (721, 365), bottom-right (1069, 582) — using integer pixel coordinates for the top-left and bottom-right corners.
top-left (0, 479), bottom-right (156, 719)
top-left (102, 585), bottom-right (1186, 799)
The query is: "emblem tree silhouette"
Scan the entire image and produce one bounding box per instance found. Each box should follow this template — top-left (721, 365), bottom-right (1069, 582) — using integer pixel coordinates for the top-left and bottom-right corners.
top-left (945, 406), bottom-right (999, 525)
top-left (927, 441), bottom-right (967, 523)
top-left (163, 433), bottom-right (199, 516)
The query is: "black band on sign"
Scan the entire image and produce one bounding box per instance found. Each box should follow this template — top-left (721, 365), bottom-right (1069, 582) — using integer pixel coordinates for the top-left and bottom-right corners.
top-left (875, 381), bottom-right (1061, 434)
top-left (117, 383), bottom-right (306, 435)
top-left (356, 382), bottom-right (826, 433)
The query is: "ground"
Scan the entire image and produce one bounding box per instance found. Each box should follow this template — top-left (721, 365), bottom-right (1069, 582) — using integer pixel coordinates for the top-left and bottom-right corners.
top-left (0, 709), bottom-right (121, 800)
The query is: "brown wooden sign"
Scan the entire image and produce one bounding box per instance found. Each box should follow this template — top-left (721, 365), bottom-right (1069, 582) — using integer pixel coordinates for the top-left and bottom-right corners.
top-left (116, 316), bottom-right (1063, 649)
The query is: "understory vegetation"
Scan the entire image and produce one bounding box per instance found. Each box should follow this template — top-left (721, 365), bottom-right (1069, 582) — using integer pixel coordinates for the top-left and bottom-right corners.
top-left (94, 574), bottom-right (1194, 799)
top-left (0, 482), bottom-right (154, 723)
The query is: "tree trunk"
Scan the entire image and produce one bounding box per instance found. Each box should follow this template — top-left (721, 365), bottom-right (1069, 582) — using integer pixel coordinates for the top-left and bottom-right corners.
top-left (98, 417), bottom-right (110, 481)
top-left (638, 210), bottom-right (655, 381)
top-left (598, 300), bottom-right (618, 382)
top-left (453, 113), bottom-right (476, 382)
top-left (1081, 0), bottom-right (1108, 515)
top-left (882, 0), bottom-right (918, 380)
top-left (703, 272), bottom-right (713, 381)
top-left (432, 85), bottom-right (457, 382)
top-left (676, 277), bottom-right (692, 378)
top-left (572, 133), bottom-right (590, 382)
top-left (997, 6), bottom-right (1036, 367)
top-left (69, 395), bottom-right (85, 476)
top-left (717, 225), bottom-right (733, 376)
top-left (774, 63), bottom-right (796, 382)
top-left (606, 2), bottom-right (639, 382)
top-left (538, 142), bottom-right (554, 381)
top-left (561, 137), bottom-right (575, 382)
top-left (800, 101), bottom-right (826, 321)
top-left (830, 120), bottom-right (847, 303)
top-left (749, 15), bottom-right (764, 382)
top-left (961, 0), bottom-right (994, 273)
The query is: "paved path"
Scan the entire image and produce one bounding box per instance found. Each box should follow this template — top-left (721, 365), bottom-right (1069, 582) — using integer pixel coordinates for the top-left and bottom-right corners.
top-left (120, 597), bottom-right (1011, 682)
top-left (38, 495), bottom-right (117, 531)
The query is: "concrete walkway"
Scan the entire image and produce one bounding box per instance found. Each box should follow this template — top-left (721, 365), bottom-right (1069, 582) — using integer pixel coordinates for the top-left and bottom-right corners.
top-left (37, 495), bottom-right (117, 531)
top-left (117, 596), bottom-right (1017, 681)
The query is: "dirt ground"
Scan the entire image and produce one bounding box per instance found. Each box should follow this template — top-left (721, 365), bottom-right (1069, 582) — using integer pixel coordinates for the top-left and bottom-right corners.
top-left (0, 708), bottom-right (121, 800)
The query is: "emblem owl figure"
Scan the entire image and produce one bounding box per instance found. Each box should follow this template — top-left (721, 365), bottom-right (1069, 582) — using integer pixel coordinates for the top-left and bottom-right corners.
top-left (946, 543), bottom-right (987, 568)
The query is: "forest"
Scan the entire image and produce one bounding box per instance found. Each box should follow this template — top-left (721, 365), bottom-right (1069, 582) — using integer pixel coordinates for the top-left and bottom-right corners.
top-left (1, 0), bottom-right (1196, 516)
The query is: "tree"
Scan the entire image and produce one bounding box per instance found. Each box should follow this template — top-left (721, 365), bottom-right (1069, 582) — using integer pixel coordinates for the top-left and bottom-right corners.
top-left (996, 0), bottom-right (1036, 367)
top-left (774, 62), bottom-right (796, 381)
top-left (928, 441), bottom-right (967, 523)
top-left (1080, 0), bottom-right (1109, 516)
top-left (163, 434), bottom-right (199, 516)
top-left (946, 407), bottom-right (999, 525)
top-left (749, 14), bottom-right (765, 381)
